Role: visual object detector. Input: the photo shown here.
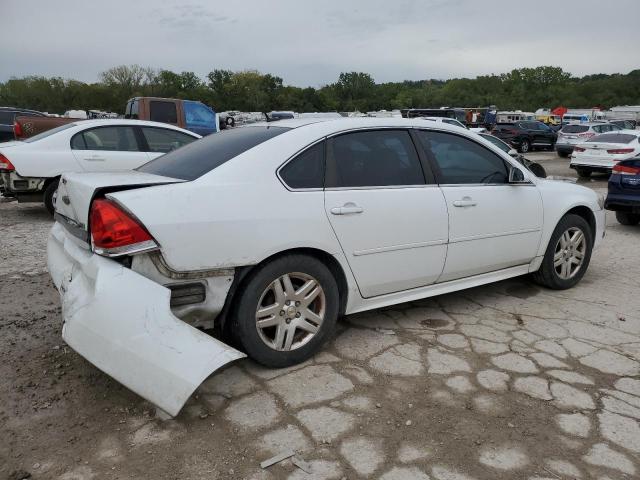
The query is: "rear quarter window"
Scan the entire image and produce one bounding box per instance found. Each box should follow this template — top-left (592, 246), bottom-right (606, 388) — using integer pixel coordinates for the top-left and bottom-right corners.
top-left (137, 126), bottom-right (290, 180)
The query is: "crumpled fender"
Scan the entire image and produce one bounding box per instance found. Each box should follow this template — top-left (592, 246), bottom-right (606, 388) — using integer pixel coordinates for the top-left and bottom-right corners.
top-left (48, 223), bottom-right (245, 416)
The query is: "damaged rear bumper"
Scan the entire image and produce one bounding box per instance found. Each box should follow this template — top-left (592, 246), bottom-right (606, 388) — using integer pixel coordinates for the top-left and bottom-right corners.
top-left (47, 222), bottom-right (245, 417)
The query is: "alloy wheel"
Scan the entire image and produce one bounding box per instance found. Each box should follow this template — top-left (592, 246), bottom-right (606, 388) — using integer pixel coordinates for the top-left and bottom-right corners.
top-left (553, 227), bottom-right (587, 280)
top-left (255, 272), bottom-right (326, 351)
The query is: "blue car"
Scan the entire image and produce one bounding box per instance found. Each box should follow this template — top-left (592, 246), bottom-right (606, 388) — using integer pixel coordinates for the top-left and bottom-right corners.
top-left (605, 156), bottom-right (640, 225)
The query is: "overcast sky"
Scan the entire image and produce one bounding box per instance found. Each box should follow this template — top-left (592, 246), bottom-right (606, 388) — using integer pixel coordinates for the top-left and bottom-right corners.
top-left (2, 0), bottom-right (639, 86)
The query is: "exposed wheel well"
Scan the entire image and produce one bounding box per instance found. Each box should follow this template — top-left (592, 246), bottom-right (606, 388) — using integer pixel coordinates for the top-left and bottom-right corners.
top-left (565, 206), bottom-right (596, 242)
top-left (44, 176), bottom-right (60, 189)
top-left (218, 247), bottom-right (349, 335)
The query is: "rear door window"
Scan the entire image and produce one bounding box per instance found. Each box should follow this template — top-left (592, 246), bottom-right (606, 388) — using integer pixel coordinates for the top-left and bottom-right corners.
top-left (280, 141), bottom-right (325, 189)
top-left (141, 127), bottom-right (197, 153)
top-left (0, 111), bottom-right (15, 125)
top-left (137, 126), bottom-right (290, 180)
top-left (326, 130), bottom-right (425, 188)
top-left (71, 127), bottom-right (140, 151)
top-left (149, 101), bottom-right (178, 124)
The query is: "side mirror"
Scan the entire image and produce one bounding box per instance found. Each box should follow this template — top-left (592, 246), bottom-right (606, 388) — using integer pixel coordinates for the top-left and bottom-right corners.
top-left (508, 166), bottom-right (528, 183)
top-left (508, 148), bottom-right (518, 157)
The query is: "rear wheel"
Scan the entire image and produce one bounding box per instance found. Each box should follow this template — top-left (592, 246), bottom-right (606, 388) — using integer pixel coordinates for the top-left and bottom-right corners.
top-left (533, 214), bottom-right (593, 290)
top-left (519, 139), bottom-right (531, 153)
top-left (557, 150), bottom-right (569, 158)
top-left (576, 168), bottom-right (591, 178)
top-left (43, 179), bottom-right (59, 215)
top-left (616, 211), bottom-right (640, 226)
top-left (233, 254), bottom-right (339, 367)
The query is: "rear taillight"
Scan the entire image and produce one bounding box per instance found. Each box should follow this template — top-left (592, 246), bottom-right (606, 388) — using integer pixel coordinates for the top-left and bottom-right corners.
top-left (607, 148), bottom-right (634, 154)
top-left (574, 146), bottom-right (586, 152)
top-left (0, 153), bottom-right (15, 171)
top-left (13, 121), bottom-right (23, 138)
top-left (613, 164), bottom-right (640, 175)
top-left (89, 198), bottom-right (158, 257)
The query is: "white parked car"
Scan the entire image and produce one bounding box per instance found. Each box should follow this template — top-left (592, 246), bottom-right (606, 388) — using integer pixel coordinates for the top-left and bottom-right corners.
top-left (556, 122), bottom-right (620, 157)
top-left (570, 130), bottom-right (640, 177)
top-left (47, 118), bottom-right (605, 416)
top-left (0, 119), bottom-right (200, 213)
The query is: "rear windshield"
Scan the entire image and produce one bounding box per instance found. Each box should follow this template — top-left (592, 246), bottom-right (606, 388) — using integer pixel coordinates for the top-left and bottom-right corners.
top-left (23, 123), bottom-right (77, 143)
top-left (561, 125), bottom-right (589, 134)
top-left (137, 126), bottom-right (290, 180)
top-left (587, 133), bottom-right (637, 144)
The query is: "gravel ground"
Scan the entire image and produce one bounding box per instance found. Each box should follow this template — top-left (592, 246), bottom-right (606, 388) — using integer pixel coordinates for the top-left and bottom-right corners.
top-left (2, 153), bottom-right (640, 480)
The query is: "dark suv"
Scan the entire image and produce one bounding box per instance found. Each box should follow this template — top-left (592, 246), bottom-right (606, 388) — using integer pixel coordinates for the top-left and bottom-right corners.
top-left (492, 121), bottom-right (557, 153)
top-left (0, 107), bottom-right (45, 142)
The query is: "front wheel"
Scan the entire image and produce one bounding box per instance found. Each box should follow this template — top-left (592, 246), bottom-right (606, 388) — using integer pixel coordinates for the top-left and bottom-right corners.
top-left (533, 214), bottom-right (593, 290)
top-left (519, 139), bottom-right (531, 153)
top-left (576, 168), bottom-right (591, 178)
top-left (616, 211), bottom-right (640, 226)
top-left (233, 254), bottom-right (339, 367)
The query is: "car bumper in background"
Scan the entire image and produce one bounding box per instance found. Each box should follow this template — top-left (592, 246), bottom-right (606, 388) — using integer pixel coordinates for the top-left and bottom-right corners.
top-left (605, 193), bottom-right (640, 213)
top-left (47, 222), bottom-right (245, 417)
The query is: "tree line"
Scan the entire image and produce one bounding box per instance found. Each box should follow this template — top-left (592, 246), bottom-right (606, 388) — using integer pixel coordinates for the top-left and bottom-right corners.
top-left (1, 65), bottom-right (639, 115)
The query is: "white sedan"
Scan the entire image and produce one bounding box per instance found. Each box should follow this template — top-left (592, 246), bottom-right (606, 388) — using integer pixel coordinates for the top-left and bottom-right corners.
top-left (0, 119), bottom-right (200, 213)
top-left (570, 130), bottom-right (640, 177)
top-left (48, 117), bottom-right (605, 416)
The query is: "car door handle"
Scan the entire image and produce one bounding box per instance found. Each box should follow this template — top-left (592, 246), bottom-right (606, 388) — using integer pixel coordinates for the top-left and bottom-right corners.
top-left (453, 197), bottom-right (477, 207)
top-left (330, 203), bottom-right (364, 215)
top-left (84, 155), bottom-right (106, 161)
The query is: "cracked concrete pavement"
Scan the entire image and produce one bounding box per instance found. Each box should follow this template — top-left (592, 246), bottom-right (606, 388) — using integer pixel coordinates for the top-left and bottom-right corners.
top-left (2, 153), bottom-right (640, 479)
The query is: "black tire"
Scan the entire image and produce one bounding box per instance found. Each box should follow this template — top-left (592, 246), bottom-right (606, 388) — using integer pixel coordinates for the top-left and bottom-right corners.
top-left (616, 211), bottom-right (640, 226)
top-left (576, 168), bottom-right (591, 178)
top-left (43, 179), bottom-right (59, 215)
top-left (532, 214), bottom-right (593, 290)
top-left (557, 150), bottom-right (569, 158)
top-left (232, 254), bottom-right (339, 367)
top-left (519, 139), bottom-right (531, 153)
top-left (548, 142), bottom-right (556, 152)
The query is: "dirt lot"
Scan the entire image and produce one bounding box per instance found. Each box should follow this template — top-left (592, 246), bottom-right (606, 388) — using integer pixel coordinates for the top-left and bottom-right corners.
top-left (2, 153), bottom-right (639, 480)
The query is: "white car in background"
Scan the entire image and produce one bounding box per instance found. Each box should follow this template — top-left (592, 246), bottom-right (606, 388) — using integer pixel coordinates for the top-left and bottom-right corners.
top-left (0, 119), bottom-right (200, 213)
top-left (48, 117), bottom-right (605, 416)
top-left (555, 122), bottom-right (620, 157)
top-left (570, 130), bottom-right (640, 177)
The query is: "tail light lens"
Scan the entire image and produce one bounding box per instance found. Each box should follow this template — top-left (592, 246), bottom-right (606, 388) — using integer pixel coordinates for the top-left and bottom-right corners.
top-left (613, 164), bottom-right (640, 175)
top-left (574, 146), bottom-right (586, 152)
top-left (607, 148), bottom-right (634, 154)
top-left (13, 121), bottom-right (23, 138)
top-left (0, 153), bottom-right (15, 171)
top-left (89, 198), bottom-right (158, 257)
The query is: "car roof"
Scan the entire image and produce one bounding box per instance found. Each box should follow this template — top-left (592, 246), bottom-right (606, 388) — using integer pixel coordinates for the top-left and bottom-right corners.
top-left (71, 119), bottom-right (201, 136)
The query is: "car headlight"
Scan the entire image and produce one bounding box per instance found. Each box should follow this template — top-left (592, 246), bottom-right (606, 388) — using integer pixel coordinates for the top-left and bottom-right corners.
top-left (597, 193), bottom-right (605, 210)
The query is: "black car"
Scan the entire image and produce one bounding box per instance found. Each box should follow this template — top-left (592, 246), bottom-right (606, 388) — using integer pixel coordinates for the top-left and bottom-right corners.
top-left (605, 155), bottom-right (640, 225)
top-left (492, 121), bottom-right (557, 153)
top-left (0, 107), bottom-right (45, 142)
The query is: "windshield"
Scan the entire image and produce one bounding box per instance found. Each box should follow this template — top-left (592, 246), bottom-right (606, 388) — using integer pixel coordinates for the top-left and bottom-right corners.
top-left (23, 123), bottom-right (77, 143)
top-left (587, 133), bottom-right (637, 144)
top-left (137, 126), bottom-right (290, 181)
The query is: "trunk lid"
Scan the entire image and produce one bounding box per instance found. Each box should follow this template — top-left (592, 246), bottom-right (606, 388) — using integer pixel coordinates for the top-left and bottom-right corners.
top-left (55, 171), bottom-right (183, 233)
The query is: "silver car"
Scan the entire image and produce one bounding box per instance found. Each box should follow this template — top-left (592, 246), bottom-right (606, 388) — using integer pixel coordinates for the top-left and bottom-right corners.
top-left (556, 122), bottom-right (621, 157)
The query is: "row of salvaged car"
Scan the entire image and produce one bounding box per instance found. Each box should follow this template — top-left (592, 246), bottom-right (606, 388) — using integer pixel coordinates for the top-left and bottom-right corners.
top-left (3, 113), bottom-right (639, 418)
